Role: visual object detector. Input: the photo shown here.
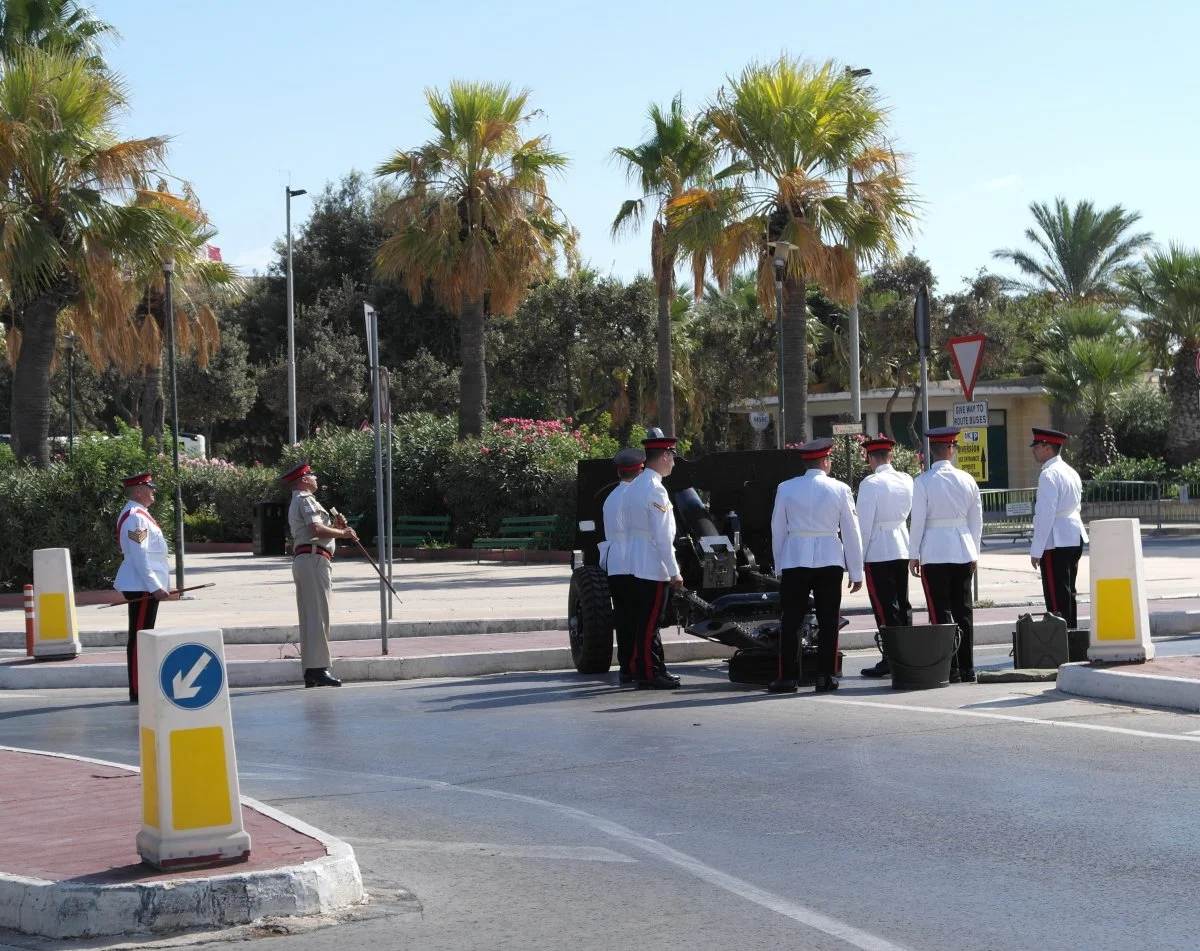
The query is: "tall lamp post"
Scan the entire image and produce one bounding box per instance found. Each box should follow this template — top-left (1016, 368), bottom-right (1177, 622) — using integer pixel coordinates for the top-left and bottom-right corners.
top-left (769, 240), bottom-right (797, 448)
top-left (286, 186), bottom-right (308, 445)
top-left (64, 333), bottom-right (76, 461)
top-left (163, 256), bottom-right (185, 592)
top-left (845, 66), bottom-right (872, 428)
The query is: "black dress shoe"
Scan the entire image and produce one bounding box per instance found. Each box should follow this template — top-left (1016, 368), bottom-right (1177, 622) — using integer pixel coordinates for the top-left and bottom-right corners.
top-left (860, 659), bottom-right (890, 678)
top-left (958, 669), bottom-right (976, 683)
top-left (663, 671), bottom-right (681, 684)
top-left (304, 668), bottom-right (342, 688)
top-left (636, 674), bottom-right (680, 690)
top-left (949, 669), bottom-right (961, 684)
top-left (814, 675), bottom-right (840, 693)
top-left (766, 679), bottom-right (799, 694)
top-left (618, 670), bottom-right (635, 684)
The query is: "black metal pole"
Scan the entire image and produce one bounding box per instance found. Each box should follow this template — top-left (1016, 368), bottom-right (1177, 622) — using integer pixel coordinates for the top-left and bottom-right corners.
top-left (164, 261), bottom-right (185, 591)
top-left (66, 336), bottom-right (75, 462)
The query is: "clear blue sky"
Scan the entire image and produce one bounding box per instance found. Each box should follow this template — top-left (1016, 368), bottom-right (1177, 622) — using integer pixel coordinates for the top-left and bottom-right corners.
top-left (98, 0), bottom-right (1195, 293)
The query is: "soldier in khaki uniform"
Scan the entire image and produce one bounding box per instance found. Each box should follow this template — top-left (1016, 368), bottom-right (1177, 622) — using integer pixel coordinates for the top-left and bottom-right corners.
top-left (283, 462), bottom-right (357, 687)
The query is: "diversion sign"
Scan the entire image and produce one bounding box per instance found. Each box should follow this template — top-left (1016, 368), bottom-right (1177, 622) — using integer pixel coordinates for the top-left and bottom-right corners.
top-left (957, 427), bottom-right (988, 483)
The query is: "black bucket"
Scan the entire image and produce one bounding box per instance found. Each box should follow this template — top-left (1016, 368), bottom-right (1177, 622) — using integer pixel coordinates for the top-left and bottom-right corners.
top-left (876, 624), bottom-right (960, 690)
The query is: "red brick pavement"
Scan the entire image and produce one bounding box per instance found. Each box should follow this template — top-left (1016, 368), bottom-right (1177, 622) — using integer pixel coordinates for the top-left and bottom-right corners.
top-left (0, 749), bottom-right (325, 883)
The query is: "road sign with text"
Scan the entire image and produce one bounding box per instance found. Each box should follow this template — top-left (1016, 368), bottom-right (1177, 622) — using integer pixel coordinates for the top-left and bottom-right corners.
top-left (952, 401), bottom-right (990, 428)
top-left (956, 427), bottom-right (988, 482)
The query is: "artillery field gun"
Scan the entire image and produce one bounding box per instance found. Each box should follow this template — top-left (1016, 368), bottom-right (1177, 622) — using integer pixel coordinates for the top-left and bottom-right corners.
top-left (568, 449), bottom-right (846, 685)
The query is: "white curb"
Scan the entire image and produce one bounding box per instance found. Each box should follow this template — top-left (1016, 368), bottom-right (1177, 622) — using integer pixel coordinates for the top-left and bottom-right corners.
top-left (1056, 662), bottom-right (1200, 714)
top-left (0, 747), bottom-right (364, 939)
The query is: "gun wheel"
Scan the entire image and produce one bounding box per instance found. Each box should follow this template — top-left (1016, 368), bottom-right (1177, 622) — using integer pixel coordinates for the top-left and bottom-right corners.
top-left (568, 566), bottom-right (614, 674)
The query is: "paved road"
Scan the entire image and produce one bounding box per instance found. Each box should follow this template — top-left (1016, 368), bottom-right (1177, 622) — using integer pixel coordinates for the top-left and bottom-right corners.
top-left (4, 639), bottom-right (1200, 950)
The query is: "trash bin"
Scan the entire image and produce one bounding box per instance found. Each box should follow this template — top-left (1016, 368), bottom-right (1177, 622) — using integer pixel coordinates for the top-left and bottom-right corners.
top-left (252, 501), bottom-right (287, 556)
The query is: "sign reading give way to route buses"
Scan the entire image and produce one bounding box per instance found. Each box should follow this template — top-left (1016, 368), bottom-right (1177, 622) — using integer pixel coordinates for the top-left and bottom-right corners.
top-left (956, 427), bottom-right (988, 483)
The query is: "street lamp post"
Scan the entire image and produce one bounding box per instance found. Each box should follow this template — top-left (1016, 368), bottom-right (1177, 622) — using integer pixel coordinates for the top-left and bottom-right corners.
top-left (773, 252), bottom-right (787, 449)
top-left (769, 240), bottom-right (798, 448)
top-left (64, 333), bottom-right (75, 462)
top-left (163, 256), bottom-right (185, 592)
top-left (285, 186), bottom-right (308, 446)
top-left (845, 66), bottom-right (872, 428)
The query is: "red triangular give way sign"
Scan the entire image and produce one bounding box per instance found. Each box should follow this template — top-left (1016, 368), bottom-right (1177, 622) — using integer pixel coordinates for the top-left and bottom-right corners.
top-left (948, 334), bottom-right (987, 402)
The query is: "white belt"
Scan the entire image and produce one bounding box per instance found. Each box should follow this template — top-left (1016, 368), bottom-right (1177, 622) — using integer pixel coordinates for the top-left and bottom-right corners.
top-left (873, 519), bottom-right (905, 531)
top-left (926, 518), bottom-right (966, 527)
top-left (788, 530), bottom-right (838, 538)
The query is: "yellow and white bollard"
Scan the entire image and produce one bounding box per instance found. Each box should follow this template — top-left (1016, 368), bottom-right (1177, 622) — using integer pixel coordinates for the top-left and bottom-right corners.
top-left (136, 626), bottom-right (251, 870)
top-left (31, 548), bottom-right (81, 660)
top-left (1087, 518), bottom-right (1154, 663)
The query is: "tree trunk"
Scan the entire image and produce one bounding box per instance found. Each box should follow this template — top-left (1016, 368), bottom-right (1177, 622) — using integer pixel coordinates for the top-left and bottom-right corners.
top-left (1079, 411), bottom-right (1118, 477)
top-left (907, 382), bottom-right (922, 458)
top-left (458, 297), bottom-right (487, 438)
top-left (655, 253), bottom-right (676, 436)
top-left (11, 292), bottom-right (70, 466)
top-left (1167, 345), bottom-right (1200, 466)
top-left (140, 357), bottom-right (165, 445)
top-left (883, 383), bottom-right (902, 441)
top-left (782, 272), bottom-right (808, 445)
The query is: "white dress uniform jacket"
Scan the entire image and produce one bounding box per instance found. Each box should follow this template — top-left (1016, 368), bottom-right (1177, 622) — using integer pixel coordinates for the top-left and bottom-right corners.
top-left (619, 469), bottom-right (680, 582)
top-left (600, 481), bottom-right (633, 575)
top-left (113, 500), bottom-right (170, 592)
top-left (909, 461), bottom-right (984, 565)
top-left (1030, 455), bottom-right (1088, 558)
top-left (771, 470), bottom-right (864, 581)
top-left (856, 464), bottom-right (913, 563)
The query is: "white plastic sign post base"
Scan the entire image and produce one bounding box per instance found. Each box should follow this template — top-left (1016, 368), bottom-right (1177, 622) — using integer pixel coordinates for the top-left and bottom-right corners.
top-left (31, 548), bottom-right (81, 660)
top-left (136, 626), bottom-right (251, 870)
top-left (1087, 519), bottom-right (1155, 664)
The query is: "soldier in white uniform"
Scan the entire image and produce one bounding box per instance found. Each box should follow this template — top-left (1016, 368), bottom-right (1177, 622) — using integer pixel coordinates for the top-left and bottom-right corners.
top-left (856, 436), bottom-right (914, 678)
top-left (619, 429), bottom-right (683, 690)
top-left (1029, 427), bottom-right (1088, 627)
top-left (600, 447), bottom-right (645, 684)
top-left (283, 462), bottom-right (358, 688)
top-left (908, 427), bottom-right (984, 682)
top-left (768, 438), bottom-right (864, 694)
top-left (114, 471), bottom-right (171, 703)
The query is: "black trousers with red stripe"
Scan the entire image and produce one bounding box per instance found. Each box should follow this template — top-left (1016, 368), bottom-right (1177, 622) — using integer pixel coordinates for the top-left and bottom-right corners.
top-left (779, 566), bottom-right (844, 680)
top-left (628, 578), bottom-right (671, 680)
top-left (919, 563), bottom-right (974, 673)
top-left (123, 592), bottom-right (160, 702)
top-left (607, 574), bottom-right (637, 675)
top-left (1040, 545), bottom-right (1082, 628)
top-left (864, 560), bottom-right (912, 630)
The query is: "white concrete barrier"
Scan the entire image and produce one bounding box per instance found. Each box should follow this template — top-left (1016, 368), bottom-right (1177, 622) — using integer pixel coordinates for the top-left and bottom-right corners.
top-left (1087, 519), bottom-right (1154, 663)
top-left (31, 549), bottom-right (81, 660)
top-left (136, 626), bottom-right (251, 870)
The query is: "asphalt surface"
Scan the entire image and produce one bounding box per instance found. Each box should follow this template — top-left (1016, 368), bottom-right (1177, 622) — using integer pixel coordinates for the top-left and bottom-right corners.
top-left (4, 639), bottom-right (1200, 951)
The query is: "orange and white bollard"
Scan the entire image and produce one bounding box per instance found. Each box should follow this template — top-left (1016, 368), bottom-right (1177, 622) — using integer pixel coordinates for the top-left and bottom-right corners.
top-left (24, 584), bottom-right (34, 657)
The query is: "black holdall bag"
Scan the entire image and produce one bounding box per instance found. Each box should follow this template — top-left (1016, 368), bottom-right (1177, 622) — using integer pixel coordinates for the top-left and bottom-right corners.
top-left (1013, 612), bottom-right (1070, 669)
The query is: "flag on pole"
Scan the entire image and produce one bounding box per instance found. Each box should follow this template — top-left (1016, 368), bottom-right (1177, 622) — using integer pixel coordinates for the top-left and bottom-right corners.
top-left (205, 245), bottom-right (223, 262)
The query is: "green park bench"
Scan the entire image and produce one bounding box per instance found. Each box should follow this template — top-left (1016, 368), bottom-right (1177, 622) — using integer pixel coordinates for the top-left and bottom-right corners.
top-left (394, 514), bottom-right (452, 551)
top-left (471, 515), bottom-right (559, 563)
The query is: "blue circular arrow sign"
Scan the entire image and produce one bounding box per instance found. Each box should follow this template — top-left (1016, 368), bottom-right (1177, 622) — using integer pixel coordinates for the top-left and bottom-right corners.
top-left (159, 643), bottom-right (224, 710)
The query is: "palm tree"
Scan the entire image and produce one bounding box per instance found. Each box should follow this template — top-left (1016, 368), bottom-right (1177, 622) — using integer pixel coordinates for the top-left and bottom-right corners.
top-left (1039, 309), bottom-right (1147, 474)
top-left (0, 48), bottom-right (184, 464)
top-left (0, 0), bottom-right (115, 65)
top-left (611, 95), bottom-right (717, 436)
top-left (993, 198), bottom-right (1152, 301)
top-left (1121, 245), bottom-right (1200, 464)
top-left (670, 56), bottom-right (916, 443)
top-left (374, 81), bottom-right (573, 438)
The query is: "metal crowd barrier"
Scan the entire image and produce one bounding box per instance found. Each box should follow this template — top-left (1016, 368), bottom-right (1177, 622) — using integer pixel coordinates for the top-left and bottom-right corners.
top-left (980, 481), bottom-right (1200, 537)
